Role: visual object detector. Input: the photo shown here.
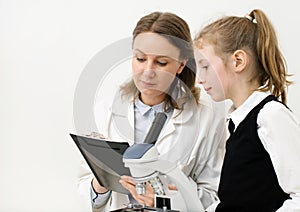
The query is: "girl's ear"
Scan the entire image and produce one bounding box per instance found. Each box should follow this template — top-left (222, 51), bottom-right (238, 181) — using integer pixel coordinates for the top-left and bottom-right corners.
top-left (176, 59), bottom-right (187, 74)
top-left (232, 50), bottom-right (248, 73)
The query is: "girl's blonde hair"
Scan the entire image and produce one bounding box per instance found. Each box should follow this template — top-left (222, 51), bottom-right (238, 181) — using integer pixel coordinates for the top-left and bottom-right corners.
top-left (194, 9), bottom-right (291, 104)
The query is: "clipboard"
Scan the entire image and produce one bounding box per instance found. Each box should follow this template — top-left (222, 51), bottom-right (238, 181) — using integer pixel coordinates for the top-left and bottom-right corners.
top-left (70, 133), bottom-right (131, 194)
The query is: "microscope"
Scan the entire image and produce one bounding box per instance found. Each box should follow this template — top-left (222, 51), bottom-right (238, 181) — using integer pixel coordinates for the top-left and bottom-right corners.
top-left (118, 112), bottom-right (205, 212)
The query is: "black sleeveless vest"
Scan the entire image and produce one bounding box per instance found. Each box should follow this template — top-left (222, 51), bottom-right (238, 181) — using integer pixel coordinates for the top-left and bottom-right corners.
top-left (216, 95), bottom-right (290, 212)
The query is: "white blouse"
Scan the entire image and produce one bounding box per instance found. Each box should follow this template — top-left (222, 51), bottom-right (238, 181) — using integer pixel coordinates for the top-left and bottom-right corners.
top-left (227, 91), bottom-right (300, 211)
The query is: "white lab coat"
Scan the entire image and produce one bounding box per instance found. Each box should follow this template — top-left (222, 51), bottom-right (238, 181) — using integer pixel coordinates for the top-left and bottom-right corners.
top-left (77, 91), bottom-right (226, 212)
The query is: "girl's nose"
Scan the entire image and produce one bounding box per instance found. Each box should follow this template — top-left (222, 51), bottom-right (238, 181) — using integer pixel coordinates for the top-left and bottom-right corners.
top-left (197, 78), bottom-right (206, 84)
top-left (196, 67), bottom-right (206, 85)
top-left (196, 72), bottom-right (206, 84)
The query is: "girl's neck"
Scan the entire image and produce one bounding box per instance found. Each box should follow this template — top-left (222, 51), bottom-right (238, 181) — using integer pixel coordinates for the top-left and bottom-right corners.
top-left (231, 84), bottom-right (260, 108)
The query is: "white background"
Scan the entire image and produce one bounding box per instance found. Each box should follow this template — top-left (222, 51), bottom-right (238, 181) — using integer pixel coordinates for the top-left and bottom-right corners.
top-left (1, 1), bottom-right (299, 211)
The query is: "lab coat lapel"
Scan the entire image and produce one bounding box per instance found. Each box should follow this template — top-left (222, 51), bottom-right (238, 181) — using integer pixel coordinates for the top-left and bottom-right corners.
top-left (155, 103), bottom-right (194, 145)
top-left (111, 94), bottom-right (135, 145)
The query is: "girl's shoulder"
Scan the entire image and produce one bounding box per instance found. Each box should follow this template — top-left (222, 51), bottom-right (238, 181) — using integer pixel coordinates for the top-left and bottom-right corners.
top-left (259, 100), bottom-right (300, 125)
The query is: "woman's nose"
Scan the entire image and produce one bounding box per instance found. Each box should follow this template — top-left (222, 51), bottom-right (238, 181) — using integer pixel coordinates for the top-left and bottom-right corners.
top-left (143, 61), bottom-right (156, 78)
top-left (145, 60), bottom-right (156, 70)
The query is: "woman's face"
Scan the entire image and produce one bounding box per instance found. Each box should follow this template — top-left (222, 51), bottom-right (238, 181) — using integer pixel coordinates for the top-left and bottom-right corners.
top-left (132, 32), bottom-right (185, 106)
top-left (194, 44), bottom-right (230, 102)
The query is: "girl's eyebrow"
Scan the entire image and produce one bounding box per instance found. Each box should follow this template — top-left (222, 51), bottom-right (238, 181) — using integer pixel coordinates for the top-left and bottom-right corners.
top-left (197, 59), bottom-right (208, 65)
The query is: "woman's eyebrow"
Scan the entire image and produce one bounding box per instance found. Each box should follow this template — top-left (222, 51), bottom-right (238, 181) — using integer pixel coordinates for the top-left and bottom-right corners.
top-left (134, 49), bottom-right (178, 61)
top-left (133, 49), bottom-right (145, 54)
top-left (133, 49), bottom-right (173, 59)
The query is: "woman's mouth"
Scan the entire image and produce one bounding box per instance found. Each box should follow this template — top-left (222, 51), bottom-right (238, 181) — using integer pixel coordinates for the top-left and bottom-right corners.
top-left (141, 80), bottom-right (156, 87)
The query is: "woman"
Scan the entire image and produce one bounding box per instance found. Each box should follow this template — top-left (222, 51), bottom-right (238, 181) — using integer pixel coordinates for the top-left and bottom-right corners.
top-left (78, 11), bottom-right (226, 211)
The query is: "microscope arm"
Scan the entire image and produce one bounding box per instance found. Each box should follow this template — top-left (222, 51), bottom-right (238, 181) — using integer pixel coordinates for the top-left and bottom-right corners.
top-left (123, 144), bottom-right (205, 212)
top-left (129, 159), bottom-right (204, 212)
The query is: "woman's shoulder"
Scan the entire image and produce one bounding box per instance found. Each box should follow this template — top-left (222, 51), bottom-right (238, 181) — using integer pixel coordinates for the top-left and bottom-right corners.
top-left (198, 94), bottom-right (229, 119)
top-left (179, 94), bottom-right (228, 131)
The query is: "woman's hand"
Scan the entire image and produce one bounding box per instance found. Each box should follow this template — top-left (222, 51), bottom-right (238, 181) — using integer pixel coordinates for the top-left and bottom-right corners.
top-left (92, 177), bottom-right (108, 194)
top-left (87, 133), bottom-right (109, 193)
top-left (86, 132), bottom-right (105, 139)
top-left (168, 184), bottom-right (178, 191)
top-left (119, 175), bottom-right (155, 207)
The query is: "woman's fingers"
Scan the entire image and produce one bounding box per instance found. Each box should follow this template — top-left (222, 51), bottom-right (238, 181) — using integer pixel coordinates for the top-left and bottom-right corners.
top-left (168, 184), bottom-right (178, 191)
top-left (119, 176), bottom-right (155, 207)
top-left (92, 177), bottom-right (108, 193)
top-left (86, 132), bottom-right (105, 139)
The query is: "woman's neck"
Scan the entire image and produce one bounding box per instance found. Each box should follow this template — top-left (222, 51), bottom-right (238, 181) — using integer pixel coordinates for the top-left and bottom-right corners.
top-left (140, 93), bottom-right (166, 106)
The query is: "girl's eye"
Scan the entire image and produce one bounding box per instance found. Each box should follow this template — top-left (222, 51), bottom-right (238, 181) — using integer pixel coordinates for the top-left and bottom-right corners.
top-left (201, 65), bottom-right (209, 70)
top-left (156, 61), bottom-right (167, 66)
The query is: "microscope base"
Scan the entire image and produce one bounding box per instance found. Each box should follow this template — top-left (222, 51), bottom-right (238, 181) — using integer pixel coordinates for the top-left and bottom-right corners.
top-left (110, 207), bottom-right (179, 212)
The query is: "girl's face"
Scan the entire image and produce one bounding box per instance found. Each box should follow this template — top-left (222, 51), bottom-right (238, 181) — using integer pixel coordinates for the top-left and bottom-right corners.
top-left (194, 44), bottom-right (231, 102)
top-left (132, 32), bottom-right (185, 105)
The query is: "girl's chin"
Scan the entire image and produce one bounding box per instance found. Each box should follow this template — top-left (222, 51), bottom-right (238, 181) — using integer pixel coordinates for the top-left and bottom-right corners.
top-left (211, 95), bottom-right (226, 102)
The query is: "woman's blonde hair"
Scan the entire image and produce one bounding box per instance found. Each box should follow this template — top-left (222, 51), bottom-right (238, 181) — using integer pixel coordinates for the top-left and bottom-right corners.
top-left (121, 11), bottom-right (200, 112)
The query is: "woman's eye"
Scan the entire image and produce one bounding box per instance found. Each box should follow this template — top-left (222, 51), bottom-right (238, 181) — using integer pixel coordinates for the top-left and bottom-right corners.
top-left (156, 61), bottom-right (167, 66)
top-left (136, 57), bottom-right (146, 62)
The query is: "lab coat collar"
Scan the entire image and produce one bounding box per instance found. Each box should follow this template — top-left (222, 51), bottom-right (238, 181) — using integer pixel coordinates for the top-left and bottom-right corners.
top-left (111, 92), bottom-right (196, 144)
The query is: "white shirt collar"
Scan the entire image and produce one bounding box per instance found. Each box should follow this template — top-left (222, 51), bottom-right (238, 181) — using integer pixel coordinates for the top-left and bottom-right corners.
top-left (134, 98), bottom-right (165, 116)
top-left (228, 91), bottom-right (271, 129)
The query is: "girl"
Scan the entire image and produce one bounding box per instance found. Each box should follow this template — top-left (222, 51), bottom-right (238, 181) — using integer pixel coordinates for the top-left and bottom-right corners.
top-left (194, 9), bottom-right (300, 212)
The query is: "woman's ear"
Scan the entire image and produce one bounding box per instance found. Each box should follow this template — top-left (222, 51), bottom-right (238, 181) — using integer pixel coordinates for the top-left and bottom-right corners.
top-left (232, 50), bottom-right (248, 73)
top-left (176, 60), bottom-right (187, 74)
